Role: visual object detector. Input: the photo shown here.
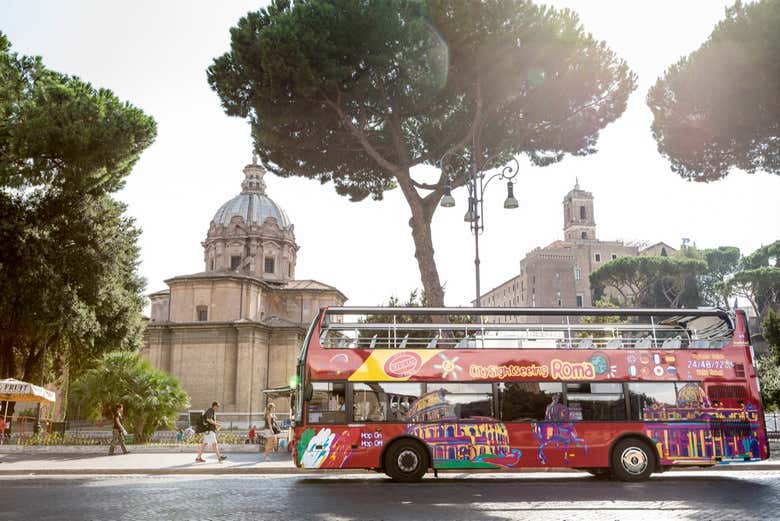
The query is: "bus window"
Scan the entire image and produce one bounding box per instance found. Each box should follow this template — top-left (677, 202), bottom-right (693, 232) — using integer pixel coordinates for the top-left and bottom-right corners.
top-left (308, 382), bottom-right (346, 423)
top-left (627, 382), bottom-right (677, 421)
top-left (566, 382), bottom-right (626, 421)
top-left (352, 383), bottom-right (422, 422)
top-left (500, 382), bottom-right (564, 421)
top-left (425, 383), bottom-right (494, 420)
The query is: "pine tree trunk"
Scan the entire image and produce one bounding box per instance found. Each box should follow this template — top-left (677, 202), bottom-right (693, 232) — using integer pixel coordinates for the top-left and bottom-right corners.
top-left (408, 208), bottom-right (445, 307)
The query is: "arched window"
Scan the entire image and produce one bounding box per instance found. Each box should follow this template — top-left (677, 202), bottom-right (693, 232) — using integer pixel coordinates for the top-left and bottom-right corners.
top-left (580, 206), bottom-right (586, 220)
top-left (581, 231), bottom-right (587, 239)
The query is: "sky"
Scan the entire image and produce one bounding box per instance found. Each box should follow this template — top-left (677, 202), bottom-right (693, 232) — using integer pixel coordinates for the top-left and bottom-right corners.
top-left (1, 0), bottom-right (777, 309)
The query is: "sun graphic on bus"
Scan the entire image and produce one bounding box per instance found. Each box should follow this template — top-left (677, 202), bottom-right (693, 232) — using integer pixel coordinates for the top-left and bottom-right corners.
top-left (433, 353), bottom-right (462, 380)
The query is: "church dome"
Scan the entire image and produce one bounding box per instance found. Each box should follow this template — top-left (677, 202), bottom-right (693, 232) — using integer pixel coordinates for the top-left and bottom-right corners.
top-left (210, 159), bottom-right (292, 229)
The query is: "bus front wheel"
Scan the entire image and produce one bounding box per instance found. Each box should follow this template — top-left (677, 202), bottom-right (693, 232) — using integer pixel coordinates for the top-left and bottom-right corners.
top-left (611, 438), bottom-right (655, 482)
top-left (384, 439), bottom-right (429, 482)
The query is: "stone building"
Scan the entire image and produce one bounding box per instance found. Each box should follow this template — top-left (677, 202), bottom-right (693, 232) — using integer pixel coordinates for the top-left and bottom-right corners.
top-left (479, 181), bottom-right (675, 322)
top-left (142, 159), bottom-right (346, 413)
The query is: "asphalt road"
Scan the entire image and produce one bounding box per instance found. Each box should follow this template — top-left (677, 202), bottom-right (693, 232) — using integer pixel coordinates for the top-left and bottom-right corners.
top-left (1, 470), bottom-right (778, 521)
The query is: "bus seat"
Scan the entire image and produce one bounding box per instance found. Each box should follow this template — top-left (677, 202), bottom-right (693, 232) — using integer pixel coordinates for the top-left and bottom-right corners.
top-left (577, 338), bottom-right (594, 349)
top-left (425, 337), bottom-right (438, 349)
top-left (368, 334), bottom-right (377, 349)
top-left (690, 339), bottom-right (710, 349)
top-left (397, 334), bottom-right (409, 349)
top-left (606, 338), bottom-right (623, 349)
top-left (634, 337), bottom-right (652, 349)
top-left (662, 336), bottom-right (682, 349)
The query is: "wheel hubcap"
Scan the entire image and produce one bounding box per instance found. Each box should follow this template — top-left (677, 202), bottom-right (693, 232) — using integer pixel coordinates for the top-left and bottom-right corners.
top-left (620, 446), bottom-right (648, 475)
top-left (398, 449), bottom-right (419, 473)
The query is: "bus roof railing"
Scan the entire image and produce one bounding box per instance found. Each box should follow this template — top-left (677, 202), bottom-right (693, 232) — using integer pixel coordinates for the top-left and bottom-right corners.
top-left (323, 307), bottom-right (731, 319)
top-left (322, 323), bottom-right (688, 332)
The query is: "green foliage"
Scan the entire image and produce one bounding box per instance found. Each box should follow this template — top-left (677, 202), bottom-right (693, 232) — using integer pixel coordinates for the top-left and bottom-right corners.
top-left (756, 354), bottom-right (780, 411)
top-left (0, 33), bottom-right (157, 193)
top-left (722, 240), bottom-right (780, 319)
top-left (763, 308), bottom-right (780, 352)
top-left (72, 352), bottom-right (189, 444)
top-left (208, 0), bottom-right (636, 305)
top-left (648, 0), bottom-right (780, 181)
top-left (590, 256), bottom-right (707, 308)
top-left (0, 32), bottom-right (156, 390)
top-left (698, 246), bottom-right (741, 307)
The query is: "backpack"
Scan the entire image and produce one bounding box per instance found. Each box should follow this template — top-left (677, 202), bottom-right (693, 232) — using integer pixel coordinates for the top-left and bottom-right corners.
top-left (194, 412), bottom-right (209, 434)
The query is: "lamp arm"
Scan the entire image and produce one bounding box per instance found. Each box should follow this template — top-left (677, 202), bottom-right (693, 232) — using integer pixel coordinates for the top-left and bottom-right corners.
top-left (480, 156), bottom-right (520, 196)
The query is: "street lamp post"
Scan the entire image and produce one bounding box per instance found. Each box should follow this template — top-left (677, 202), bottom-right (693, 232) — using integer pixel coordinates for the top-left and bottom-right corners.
top-left (441, 154), bottom-right (520, 307)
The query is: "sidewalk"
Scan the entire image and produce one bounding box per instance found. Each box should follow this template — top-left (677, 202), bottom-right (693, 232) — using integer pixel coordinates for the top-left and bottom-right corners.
top-left (1, 451), bottom-right (779, 475)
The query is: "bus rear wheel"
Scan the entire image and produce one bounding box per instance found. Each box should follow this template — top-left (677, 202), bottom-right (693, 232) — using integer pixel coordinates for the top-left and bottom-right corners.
top-left (384, 439), bottom-right (428, 482)
top-left (611, 438), bottom-right (655, 482)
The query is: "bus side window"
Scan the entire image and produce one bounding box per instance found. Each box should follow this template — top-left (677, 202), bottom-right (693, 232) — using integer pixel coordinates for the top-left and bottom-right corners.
top-left (627, 382), bottom-right (677, 421)
top-left (308, 382), bottom-right (346, 423)
top-left (499, 382), bottom-right (563, 421)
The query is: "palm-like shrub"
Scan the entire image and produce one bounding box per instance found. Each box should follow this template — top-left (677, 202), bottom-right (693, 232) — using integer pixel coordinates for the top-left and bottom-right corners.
top-left (72, 352), bottom-right (189, 443)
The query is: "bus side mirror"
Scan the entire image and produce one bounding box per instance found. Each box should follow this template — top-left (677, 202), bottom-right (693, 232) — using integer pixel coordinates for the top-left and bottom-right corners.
top-left (303, 382), bottom-right (313, 402)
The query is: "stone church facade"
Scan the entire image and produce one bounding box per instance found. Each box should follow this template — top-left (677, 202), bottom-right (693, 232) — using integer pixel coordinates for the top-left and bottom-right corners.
top-left (480, 181), bottom-right (675, 322)
top-left (142, 159), bottom-right (346, 413)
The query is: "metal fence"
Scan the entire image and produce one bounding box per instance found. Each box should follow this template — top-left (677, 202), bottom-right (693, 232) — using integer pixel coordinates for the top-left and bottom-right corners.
top-left (766, 413), bottom-right (780, 433)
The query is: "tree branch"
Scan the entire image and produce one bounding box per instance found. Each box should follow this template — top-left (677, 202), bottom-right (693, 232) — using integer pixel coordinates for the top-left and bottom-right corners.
top-left (322, 90), bottom-right (401, 174)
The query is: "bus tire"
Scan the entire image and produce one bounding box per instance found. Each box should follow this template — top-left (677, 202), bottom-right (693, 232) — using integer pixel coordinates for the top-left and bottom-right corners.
top-left (611, 438), bottom-right (655, 482)
top-left (384, 439), bottom-right (428, 482)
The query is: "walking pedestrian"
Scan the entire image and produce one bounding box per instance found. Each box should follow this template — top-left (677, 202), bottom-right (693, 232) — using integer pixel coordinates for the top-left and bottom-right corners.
top-left (196, 401), bottom-right (227, 463)
top-left (261, 403), bottom-right (278, 462)
top-left (108, 404), bottom-right (130, 455)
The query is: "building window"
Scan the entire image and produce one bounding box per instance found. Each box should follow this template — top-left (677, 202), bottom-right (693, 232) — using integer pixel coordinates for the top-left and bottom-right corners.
top-left (595, 253), bottom-right (601, 263)
top-left (576, 294), bottom-right (584, 307)
top-left (196, 306), bottom-right (208, 322)
top-left (580, 206), bottom-right (586, 220)
top-left (287, 262), bottom-right (292, 277)
top-left (574, 264), bottom-right (581, 281)
top-left (611, 253), bottom-right (617, 260)
top-left (230, 255), bottom-right (241, 270)
top-left (264, 256), bottom-right (275, 273)
top-left (581, 231), bottom-right (587, 239)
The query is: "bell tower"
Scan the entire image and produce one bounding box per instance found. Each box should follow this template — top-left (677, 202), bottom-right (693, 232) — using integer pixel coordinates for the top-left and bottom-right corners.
top-left (563, 179), bottom-right (596, 241)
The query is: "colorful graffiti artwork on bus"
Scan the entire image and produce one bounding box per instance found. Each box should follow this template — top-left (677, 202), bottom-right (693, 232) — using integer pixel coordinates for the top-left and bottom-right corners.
top-left (532, 394), bottom-right (587, 464)
top-left (297, 427), bottom-right (352, 468)
top-left (641, 382), bottom-right (762, 462)
top-left (405, 390), bottom-right (522, 469)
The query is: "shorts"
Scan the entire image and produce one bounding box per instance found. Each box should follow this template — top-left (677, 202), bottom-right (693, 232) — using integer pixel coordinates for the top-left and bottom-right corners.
top-left (259, 429), bottom-right (273, 438)
top-left (203, 431), bottom-right (218, 445)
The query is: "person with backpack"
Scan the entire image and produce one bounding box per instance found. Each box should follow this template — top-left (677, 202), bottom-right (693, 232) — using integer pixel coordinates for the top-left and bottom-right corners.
top-left (108, 404), bottom-right (130, 455)
top-left (195, 401), bottom-right (226, 463)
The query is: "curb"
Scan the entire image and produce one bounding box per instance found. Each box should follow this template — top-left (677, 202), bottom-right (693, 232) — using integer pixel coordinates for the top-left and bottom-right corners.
top-left (1, 464), bottom-right (778, 477)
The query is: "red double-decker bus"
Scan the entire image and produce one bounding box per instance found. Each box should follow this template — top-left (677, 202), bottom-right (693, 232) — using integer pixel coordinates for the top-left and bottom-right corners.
top-left (291, 307), bottom-right (769, 481)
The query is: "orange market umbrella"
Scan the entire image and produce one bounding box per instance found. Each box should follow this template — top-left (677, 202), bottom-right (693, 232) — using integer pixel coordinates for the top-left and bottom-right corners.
top-left (0, 378), bottom-right (56, 441)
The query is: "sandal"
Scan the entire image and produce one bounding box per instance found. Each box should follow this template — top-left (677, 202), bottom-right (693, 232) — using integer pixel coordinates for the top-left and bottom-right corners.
top-left (195, 457), bottom-right (205, 463)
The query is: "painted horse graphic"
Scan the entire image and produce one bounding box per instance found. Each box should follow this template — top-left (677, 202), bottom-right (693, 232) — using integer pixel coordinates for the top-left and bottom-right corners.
top-left (532, 394), bottom-right (587, 464)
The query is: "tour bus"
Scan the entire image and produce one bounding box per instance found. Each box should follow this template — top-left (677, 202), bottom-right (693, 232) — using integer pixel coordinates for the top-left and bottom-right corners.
top-left (291, 307), bottom-right (769, 482)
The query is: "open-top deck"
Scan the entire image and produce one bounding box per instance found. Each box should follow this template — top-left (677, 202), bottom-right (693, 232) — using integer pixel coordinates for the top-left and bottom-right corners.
top-left (317, 307), bottom-right (737, 351)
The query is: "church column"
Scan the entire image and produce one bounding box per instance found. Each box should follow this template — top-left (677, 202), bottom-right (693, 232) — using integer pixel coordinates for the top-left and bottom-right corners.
top-left (234, 324), bottom-right (258, 412)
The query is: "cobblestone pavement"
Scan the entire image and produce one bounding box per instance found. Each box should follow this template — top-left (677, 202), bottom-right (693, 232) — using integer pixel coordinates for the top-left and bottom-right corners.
top-left (0, 470), bottom-right (778, 521)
